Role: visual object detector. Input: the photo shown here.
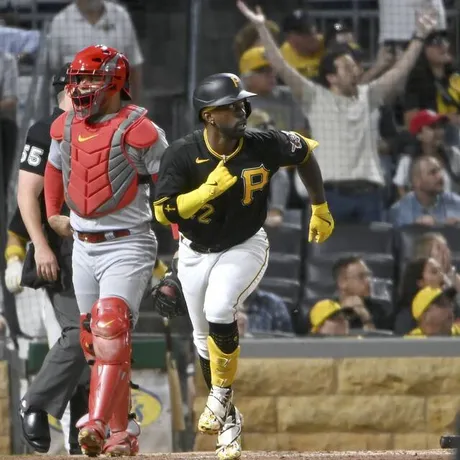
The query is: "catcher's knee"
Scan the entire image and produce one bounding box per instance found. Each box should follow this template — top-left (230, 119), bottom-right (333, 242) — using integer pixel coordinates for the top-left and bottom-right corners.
top-left (90, 297), bottom-right (132, 363)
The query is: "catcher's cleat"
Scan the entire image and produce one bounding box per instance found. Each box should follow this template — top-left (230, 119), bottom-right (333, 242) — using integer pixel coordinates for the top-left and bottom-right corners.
top-left (103, 419), bottom-right (140, 457)
top-left (198, 386), bottom-right (233, 435)
top-left (78, 421), bottom-right (106, 457)
top-left (216, 405), bottom-right (243, 460)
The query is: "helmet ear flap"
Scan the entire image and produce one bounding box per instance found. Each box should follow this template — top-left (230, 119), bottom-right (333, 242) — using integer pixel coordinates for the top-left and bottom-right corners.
top-left (244, 100), bottom-right (252, 118)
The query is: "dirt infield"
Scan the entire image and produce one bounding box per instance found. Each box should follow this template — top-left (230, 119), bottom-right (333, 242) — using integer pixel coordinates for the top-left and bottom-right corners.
top-left (4, 450), bottom-right (454, 460)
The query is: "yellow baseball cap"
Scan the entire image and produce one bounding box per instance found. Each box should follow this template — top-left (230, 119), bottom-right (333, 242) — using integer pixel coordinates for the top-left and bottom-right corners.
top-left (239, 47), bottom-right (271, 75)
top-left (310, 299), bottom-right (352, 332)
top-left (411, 286), bottom-right (456, 320)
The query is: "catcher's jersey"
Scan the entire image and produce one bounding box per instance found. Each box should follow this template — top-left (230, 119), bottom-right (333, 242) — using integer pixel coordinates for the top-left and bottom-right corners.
top-left (9, 107), bottom-right (68, 240)
top-left (154, 128), bottom-right (314, 249)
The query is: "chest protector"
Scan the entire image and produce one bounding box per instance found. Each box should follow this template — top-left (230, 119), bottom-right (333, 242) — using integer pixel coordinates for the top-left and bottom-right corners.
top-left (50, 104), bottom-right (158, 218)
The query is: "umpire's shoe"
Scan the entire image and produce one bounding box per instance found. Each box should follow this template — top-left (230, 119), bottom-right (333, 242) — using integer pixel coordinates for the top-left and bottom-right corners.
top-left (19, 400), bottom-right (51, 453)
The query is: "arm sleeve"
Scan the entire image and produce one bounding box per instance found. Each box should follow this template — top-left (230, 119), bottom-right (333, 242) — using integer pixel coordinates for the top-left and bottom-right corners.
top-left (44, 163), bottom-right (64, 218)
top-left (7, 206), bottom-right (29, 240)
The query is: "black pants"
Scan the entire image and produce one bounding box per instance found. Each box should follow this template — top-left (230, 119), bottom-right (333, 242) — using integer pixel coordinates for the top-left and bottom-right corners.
top-left (22, 290), bottom-right (89, 437)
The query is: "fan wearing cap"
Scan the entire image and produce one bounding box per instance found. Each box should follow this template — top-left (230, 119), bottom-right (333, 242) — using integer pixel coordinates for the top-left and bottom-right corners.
top-left (393, 109), bottom-right (460, 197)
top-left (309, 300), bottom-right (352, 336)
top-left (239, 46), bottom-right (309, 133)
top-left (278, 9), bottom-right (324, 79)
top-left (406, 286), bottom-right (460, 337)
top-left (6, 63), bottom-right (91, 456)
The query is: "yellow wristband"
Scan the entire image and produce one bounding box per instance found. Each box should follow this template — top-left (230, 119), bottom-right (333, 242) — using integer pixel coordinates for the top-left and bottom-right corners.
top-left (5, 244), bottom-right (26, 262)
top-left (311, 202), bottom-right (329, 213)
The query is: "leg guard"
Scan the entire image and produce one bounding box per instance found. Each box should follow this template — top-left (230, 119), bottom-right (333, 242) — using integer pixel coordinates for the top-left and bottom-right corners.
top-left (88, 297), bottom-right (132, 427)
top-left (207, 322), bottom-right (240, 388)
top-left (80, 314), bottom-right (95, 363)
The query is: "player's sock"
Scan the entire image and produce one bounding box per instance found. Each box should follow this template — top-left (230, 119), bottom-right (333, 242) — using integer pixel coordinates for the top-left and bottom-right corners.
top-left (207, 321), bottom-right (240, 388)
top-left (199, 356), bottom-right (212, 390)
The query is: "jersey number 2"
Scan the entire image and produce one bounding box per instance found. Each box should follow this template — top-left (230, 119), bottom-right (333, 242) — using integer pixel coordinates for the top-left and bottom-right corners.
top-left (192, 204), bottom-right (215, 224)
top-left (241, 165), bottom-right (270, 206)
top-left (21, 144), bottom-right (44, 167)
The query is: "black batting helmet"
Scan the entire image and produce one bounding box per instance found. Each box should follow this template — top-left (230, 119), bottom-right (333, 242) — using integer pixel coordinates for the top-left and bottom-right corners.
top-left (193, 72), bottom-right (256, 121)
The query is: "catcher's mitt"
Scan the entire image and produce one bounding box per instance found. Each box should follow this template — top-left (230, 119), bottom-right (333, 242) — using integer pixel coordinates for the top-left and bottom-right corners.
top-left (151, 268), bottom-right (188, 318)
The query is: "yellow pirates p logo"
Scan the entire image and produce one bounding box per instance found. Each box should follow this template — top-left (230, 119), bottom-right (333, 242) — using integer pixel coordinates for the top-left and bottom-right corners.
top-left (230, 75), bottom-right (240, 88)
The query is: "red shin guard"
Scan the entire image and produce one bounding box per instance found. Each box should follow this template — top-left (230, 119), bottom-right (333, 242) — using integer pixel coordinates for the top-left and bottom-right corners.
top-left (88, 297), bottom-right (132, 427)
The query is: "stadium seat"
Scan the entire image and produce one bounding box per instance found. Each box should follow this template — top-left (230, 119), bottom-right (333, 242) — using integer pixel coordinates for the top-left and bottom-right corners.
top-left (307, 222), bottom-right (394, 257)
top-left (264, 253), bottom-right (301, 280)
top-left (258, 276), bottom-right (301, 305)
top-left (264, 222), bottom-right (302, 255)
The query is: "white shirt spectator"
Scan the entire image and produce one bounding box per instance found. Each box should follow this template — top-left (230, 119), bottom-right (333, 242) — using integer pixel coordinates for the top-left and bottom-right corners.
top-left (47, 1), bottom-right (143, 72)
top-left (298, 80), bottom-right (385, 186)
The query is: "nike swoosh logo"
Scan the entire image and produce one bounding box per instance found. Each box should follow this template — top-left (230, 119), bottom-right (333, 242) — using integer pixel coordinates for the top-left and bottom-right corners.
top-left (317, 216), bottom-right (332, 226)
top-left (196, 158), bottom-right (210, 164)
top-left (78, 134), bottom-right (98, 142)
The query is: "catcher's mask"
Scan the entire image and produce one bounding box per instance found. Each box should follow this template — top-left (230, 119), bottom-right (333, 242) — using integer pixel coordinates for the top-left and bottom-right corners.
top-left (193, 72), bottom-right (256, 123)
top-left (67, 44), bottom-right (131, 120)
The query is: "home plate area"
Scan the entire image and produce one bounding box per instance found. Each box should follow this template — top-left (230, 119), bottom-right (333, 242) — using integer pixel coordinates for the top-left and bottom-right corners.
top-left (10, 450), bottom-right (454, 460)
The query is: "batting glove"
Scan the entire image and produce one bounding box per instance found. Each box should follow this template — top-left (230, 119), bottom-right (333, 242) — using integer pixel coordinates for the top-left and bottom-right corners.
top-left (200, 160), bottom-right (237, 200)
top-left (309, 202), bottom-right (334, 243)
top-left (5, 257), bottom-right (23, 294)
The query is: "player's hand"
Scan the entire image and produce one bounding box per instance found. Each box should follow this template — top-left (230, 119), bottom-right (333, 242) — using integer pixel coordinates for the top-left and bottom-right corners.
top-left (309, 202), bottom-right (334, 243)
top-left (4, 257), bottom-right (23, 294)
top-left (48, 215), bottom-right (73, 238)
top-left (236, 0), bottom-right (266, 26)
top-left (34, 243), bottom-right (60, 282)
top-left (200, 160), bottom-right (237, 200)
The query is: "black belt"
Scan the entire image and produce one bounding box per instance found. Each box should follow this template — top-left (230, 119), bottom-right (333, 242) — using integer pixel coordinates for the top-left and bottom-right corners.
top-left (324, 180), bottom-right (381, 194)
top-left (180, 235), bottom-right (228, 254)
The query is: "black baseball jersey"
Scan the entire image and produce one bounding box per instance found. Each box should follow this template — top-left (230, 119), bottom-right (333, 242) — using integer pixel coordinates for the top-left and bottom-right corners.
top-left (154, 128), bottom-right (312, 249)
top-left (8, 107), bottom-right (66, 240)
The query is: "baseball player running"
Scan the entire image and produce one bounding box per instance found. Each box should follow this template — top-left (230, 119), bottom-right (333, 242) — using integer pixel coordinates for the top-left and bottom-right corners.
top-left (43, 44), bottom-right (168, 456)
top-left (154, 72), bottom-right (334, 460)
top-left (7, 63), bottom-right (88, 455)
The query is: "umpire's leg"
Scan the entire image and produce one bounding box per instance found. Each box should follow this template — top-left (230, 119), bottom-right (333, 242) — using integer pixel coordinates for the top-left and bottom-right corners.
top-left (20, 291), bottom-right (89, 453)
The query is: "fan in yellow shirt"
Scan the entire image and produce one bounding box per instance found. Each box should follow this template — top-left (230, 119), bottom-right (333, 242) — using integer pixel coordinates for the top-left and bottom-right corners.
top-left (405, 286), bottom-right (460, 337)
top-left (280, 9), bottom-right (324, 79)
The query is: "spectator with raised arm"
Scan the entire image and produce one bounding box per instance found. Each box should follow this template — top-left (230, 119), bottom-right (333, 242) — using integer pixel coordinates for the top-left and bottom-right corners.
top-left (237, 0), bottom-right (438, 223)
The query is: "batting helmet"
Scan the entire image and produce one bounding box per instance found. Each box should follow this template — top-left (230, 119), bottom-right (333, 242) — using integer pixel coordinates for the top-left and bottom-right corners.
top-left (67, 44), bottom-right (131, 119)
top-left (193, 72), bottom-right (256, 121)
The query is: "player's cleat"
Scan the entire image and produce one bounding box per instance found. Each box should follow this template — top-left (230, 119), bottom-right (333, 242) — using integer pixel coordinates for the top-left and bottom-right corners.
top-left (216, 405), bottom-right (243, 460)
top-left (103, 419), bottom-right (140, 457)
top-left (77, 420), bottom-right (106, 457)
top-left (198, 386), bottom-right (233, 435)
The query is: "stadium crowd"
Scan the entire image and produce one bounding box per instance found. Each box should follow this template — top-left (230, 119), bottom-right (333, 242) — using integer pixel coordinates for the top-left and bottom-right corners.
top-left (1, 0), bottom-right (460, 347)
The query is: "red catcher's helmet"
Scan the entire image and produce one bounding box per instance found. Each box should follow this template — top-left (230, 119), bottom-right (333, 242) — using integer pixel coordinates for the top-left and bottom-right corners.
top-left (67, 44), bottom-right (131, 119)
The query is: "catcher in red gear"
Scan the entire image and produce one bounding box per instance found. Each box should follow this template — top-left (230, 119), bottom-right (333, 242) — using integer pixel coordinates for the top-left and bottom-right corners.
top-left (44, 45), bottom-right (169, 457)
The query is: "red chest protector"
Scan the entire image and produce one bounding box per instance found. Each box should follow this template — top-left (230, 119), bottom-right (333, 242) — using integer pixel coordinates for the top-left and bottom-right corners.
top-left (50, 104), bottom-right (158, 218)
